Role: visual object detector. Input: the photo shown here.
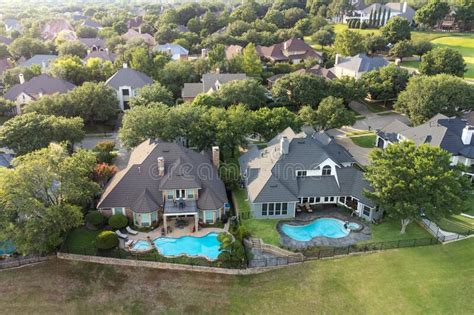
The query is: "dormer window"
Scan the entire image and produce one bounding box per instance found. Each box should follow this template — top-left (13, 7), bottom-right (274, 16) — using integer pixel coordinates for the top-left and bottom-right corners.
top-left (322, 165), bottom-right (331, 176)
top-left (296, 170), bottom-right (307, 177)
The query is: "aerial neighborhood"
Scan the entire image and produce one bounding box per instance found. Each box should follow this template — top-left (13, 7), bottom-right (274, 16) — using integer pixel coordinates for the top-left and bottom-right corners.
top-left (0, 0), bottom-right (473, 313)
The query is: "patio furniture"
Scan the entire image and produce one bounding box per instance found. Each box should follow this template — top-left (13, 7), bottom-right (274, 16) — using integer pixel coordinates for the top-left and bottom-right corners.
top-left (305, 203), bottom-right (312, 212)
top-left (116, 230), bottom-right (128, 239)
top-left (126, 226), bottom-right (139, 235)
top-left (296, 204), bottom-right (302, 212)
top-left (125, 240), bottom-right (135, 248)
top-left (161, 228), bottom-right (165, 236)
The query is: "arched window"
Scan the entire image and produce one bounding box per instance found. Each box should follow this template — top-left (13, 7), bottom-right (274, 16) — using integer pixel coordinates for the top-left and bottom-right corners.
top-left (322, 165), bottom-right (331, 176)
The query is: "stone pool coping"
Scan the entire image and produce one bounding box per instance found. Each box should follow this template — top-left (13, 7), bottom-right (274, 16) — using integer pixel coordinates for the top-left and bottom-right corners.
top-left (277, 212), bottom-right (372, 250)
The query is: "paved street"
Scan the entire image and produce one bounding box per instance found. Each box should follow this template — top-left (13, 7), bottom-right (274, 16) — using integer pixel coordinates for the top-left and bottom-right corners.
top-left (349, 101), bottom-right (411, 131)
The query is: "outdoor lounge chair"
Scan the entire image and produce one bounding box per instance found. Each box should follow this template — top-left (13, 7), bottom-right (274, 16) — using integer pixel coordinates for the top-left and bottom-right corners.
top-left (116, 230), bottom-right (128, 239)
top-left (126, 226), bottom-right (138, 235)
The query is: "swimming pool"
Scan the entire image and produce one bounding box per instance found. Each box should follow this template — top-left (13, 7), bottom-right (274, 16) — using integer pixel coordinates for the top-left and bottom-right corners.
top-left (131, 240), bottom-right (153, 251)
top-left (153, 232), bottom-right (222, 260)
top-left (281, 218), bottom-right (350, 241)
top-left (0, 241), bottom-right (15, 255)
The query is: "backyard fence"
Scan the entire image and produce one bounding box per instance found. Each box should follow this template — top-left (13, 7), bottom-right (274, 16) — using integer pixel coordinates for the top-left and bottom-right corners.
top-left (249, 237), bottom-right (439, 268)
top-left (420, 219), bottom-right (473, 243)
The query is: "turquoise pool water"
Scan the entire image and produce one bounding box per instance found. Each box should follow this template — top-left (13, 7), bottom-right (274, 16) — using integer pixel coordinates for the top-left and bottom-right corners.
top-left (153, 232), bottom-right (222, 260)
top-left (0, 241), bottom-right (15, 255)
top-left (282, 218), bottom-right (350, 241)
top-left (132, 240), bottom-right (152, 251)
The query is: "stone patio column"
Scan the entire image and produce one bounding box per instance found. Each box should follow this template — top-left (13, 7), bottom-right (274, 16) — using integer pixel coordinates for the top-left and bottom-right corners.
top-left (163, 215), bottom-right (167, 236)
top-left (194, 214), bottom-right (199, 233)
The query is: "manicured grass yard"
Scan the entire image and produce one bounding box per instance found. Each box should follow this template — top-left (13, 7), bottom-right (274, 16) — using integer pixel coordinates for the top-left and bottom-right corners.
top-left (350, 133), bottom-right (376, 148)
top-left (368, 219), bottom-right (432, 243)
top-left (0, 239), bottom-right (472, 313)
top-left (63, 228), bottom-right (100, 254)
top-left (241, 218), bottom-right (281, 246)
top-left (232, 187), bottom-right (251, 217)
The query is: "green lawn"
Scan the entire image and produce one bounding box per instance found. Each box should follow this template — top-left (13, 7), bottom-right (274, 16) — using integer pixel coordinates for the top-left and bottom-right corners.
top-left (63, 228), bottom-right (100, 254)
top-left (241, 218), bottom-right (281, 246)
top-left (232, 187), bottom-right (251, 218)
top-left (367, 218), bottom-right (432, 243)
top-left (350, 134), bottom-right (376, 148)
top-left (463, 194), bottom-right (474, 216)
top-left (0, 239), bottom-right (472, 313)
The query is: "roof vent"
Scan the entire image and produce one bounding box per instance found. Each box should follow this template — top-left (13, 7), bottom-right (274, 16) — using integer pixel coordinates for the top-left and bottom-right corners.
top-left (270, 184), bottom-right (278, 188)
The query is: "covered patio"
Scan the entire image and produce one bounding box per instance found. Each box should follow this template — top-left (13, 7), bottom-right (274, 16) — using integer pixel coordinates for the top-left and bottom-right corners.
top-left (163, 199), bottom-right (199, 236)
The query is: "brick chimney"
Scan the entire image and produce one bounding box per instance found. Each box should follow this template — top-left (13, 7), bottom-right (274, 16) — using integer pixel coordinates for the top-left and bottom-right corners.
top-left (335, 53), bottom-right (341, 65)
top-left (157, 157), bottom-right (165, 176)
top-left (212, 146), bottom-right (220, 168)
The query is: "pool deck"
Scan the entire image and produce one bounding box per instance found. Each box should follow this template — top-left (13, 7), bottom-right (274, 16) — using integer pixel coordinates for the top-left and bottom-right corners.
top-left (277, 207), bottom-right (372, 249)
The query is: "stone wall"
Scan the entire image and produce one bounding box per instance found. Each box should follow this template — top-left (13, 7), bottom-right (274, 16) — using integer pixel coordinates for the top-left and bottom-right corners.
top-left (57, 252), bottom-right (295, 275)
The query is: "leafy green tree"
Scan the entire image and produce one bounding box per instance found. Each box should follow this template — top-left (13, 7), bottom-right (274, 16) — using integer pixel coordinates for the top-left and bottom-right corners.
top-left (50, 55), bottom-right (89, 85)
top-left (93, 141), bottom-right (116, 164)
top-left (364, 34), bottom-right (388, 54)
top-left (419, 47), bottom-right (466, 77)
top-left (365, 141), bottom-right (470, 233)
top-left (2, 65), bottom-right (41, 90)
top-left (0, 43), bottom-right (10, 59)
top-left (455, 0), bottom-right (474, 31)
top-left (57, 41), bottom-right (88, 58)
top-left (311, 29), bottom-right (335, 50)
top-left (159, 60), bottom-right (200, 98)
top-left (415, 0), bottom-right (450, 28)
top-left (361, 65), bottom-right (410, 102)
top-left (215, 79), bottom-right (267, 109)
top-left (254, 107), bottom-right (303, 141)
top-left (240, 43), bottom-right (263, 78)
top-left (113, 21), bottom-right (128, 35)
top-left (334, 30), bottom-right (366, 56)
top-left (0, 144), bottom-right (99, 254)
top-left (8, 37), bottom-right (49, 59)
top-left (380, 16), bottom-right (411, 44)
top-left (314, 96), bottom-right (355, 130)
top-left (208, 43), bottom-right (226, 68)
top-left (282, 8), bottom-right (307, 28)
top-left (272, 73), bottom-right (328, 108)
top-left (395, 74), bottom-right (474, 125)
top-left (85, 57), bottom-right (115, 82)
top-left (76, 26), bottom-right (98, 38)
top-left (328, 77), bottom-right (366, 104)
top-left (217, 232), bottom-right (246, 268)
top-left (130, 82), bottom-right (174, 107)
top-left (154, 24), bottom-right (179, 44)
top-left (388, 40), bottom-right (414, 61)
top-left (0, 113), bottom-right (85, 156)
top-left (413, 40), bottom-right (433, 60)
top-left (298, 105), bottom-right (319, 129)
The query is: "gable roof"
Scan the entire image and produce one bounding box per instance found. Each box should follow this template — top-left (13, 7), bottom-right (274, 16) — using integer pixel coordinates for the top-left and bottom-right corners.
top-left (256, 38), bottom-right (322, 62)
top-left (377, 120), bottom-right (410, 143)
top-left (122, 29), bottom-right (154, 45)
top-left (105, 68), bottom-right (153, 90)
top-left (19, 54), bottom-right (57, 68)
top-left (42, 19), bottom-right (74, 40)
top-left (97, 139), bottom-right (228, 211)
top-left (82, 19), bottom-right (102, 29)
top-left (336, 53), bottom-right (389, 73)
top-left (0, 35), bottom-right (12, 45)
top-left (4, 74), bottom-right (76, 101)
top-left (127, 16), bottom-right (143, 29)
top-left (154, 43), bottom-right (189, 60)
top-left (78, 37), bottom-right (106, 49)
top-left (181, 73), bottom-right (248, 99)
top-left (84, 50), bottom-right (116, 62)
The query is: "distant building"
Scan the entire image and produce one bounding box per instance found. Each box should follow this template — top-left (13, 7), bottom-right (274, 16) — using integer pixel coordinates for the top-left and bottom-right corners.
top-left (225, 45), bottom-right (243, 60)
top-left (19, 54), bottom-right (58, 70)
top-left (345, 1), bottom-right (415, 26)
top-left (4, 18), bottom-right (22, 33)
top-left (41, 19), bottom-right (74, 40)
top-left (332, 53), bottom-right (389, 79)
top-left (256, 38), bottom-right (322, 64)
top-left (81, 19), bottom-right (102, 29)
top-left (267, 65), bottom-right (336, 88)
top-left (154, 43), bottom-right (189, 61)
top-left (127, 16), bottom-right (143, 30)
top-left (181, 72), bottom-right (248, 102)
top-left (78, 38), bottom-right (106, 51)
top-left (105, 64), bottom-right (153, 111)
top-left (4, 74), bottom-right (75, 114)
top-left (0, 35), bottom-right (13, 46)
top-left (122, 29), bottom-right (155, 46)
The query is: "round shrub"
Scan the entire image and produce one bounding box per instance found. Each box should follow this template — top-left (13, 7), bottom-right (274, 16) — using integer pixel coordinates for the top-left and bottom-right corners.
top-left (85, 211), bottom-right (106, 226)
top-left (96, 231), bottom-right (119, 250)
top-left (108, 214), bottom-right (128, 230)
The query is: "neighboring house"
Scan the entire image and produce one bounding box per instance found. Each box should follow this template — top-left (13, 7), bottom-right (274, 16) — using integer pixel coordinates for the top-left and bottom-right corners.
top-left (267, 65), bottom-right (336, 88)
top-left (225, 45), bottom-right (243, 60)
top-left (19, 54), bottom-right (57, 70)
top-left (97, 139), bottom-right (228, 230)
top-left (4, 18), bottom-right (22, 33)
top-left (345, 1), bottom-right (415, 25)
top-left (154, 43), bottom-right (189, 61)
top-left (376, 114), bottom-right (474, 181)
top-left (0, 58), bottom-right (12, 76)
top-left (239, 127), bottom-right (381, 221)
top-left (84, 49), bottom-right (116, 62)
top-left (0, 153), bottom-right (13, 168)
top-left (181, 72), bottom-right (248, 102)
top-left (78, 37), bottom-right (106, 51)
top-left (0, 35), bottom-right (12, 45)
top-left (256, 38), bottom-right (322, 64)
top-left (127, 16), bottom-right (143, 30)
top-left (332, 53), bottom-right (389, 79)
top-left (42, 19), bottom-right (74, 40)
top-left (4, 74), bottom-right (76, 114)
top-left (122, 29), bottom-right (155, 46)
top-left (105, 64), bottom-right (153, 110)
top-left (81, 19), bottom-right (102, 29)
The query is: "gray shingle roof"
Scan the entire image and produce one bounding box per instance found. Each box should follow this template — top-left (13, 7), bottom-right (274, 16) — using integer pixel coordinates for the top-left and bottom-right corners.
top-left (337, 53), bottom-right (389, 73)
top-left (105, 68), bottom-right (153, 90)
top-left (19, 55), bottom-right (57, 68)
top-left (84, 50), bottom-right (116, 62)
top-left (4, 74), bottom-right (76, 101)
top-left (78, 38), bottom-right (106, 49)
top-left (97, 140), bottom-right (228, 212)
top-left (181, 73), bottom-right (248, 99)
top-left (377, 120), bottom-right (410, 143)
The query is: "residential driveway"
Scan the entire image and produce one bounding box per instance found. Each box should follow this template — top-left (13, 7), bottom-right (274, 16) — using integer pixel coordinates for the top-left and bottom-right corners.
top-left (353, 113), bottom-right (411, 131)
top-left (349, 101), bottom-right (376, 119)
top-left (334, 136), bottom-right (373, 166)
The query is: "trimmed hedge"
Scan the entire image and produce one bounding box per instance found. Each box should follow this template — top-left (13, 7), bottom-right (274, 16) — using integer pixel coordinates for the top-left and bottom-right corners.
top-left (108, 214), bottom-right (128, 230)
top-left (96, 231), bottom-right (119, 250)
top-left (85, 211), bottom-right (106, 226)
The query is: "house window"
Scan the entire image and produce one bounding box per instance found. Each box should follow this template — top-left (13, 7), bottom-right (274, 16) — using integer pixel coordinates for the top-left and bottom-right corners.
top-left (329, 197), bottom-right (334, 202)
top-left (363, 206), bottom-right (371, 217)
top-left (167, 191), bottom-right (174, 200)
top-left (339, 196), bottom-right (346, 203)
top-left (186, 189), bottom-right (194, 199)
top-left (309, 197), bottom-right (314, 204)
top-left (113, 207), bottom-right (125, 215)
top-left (302, 197), bottom-right (308, 204)
top-left (269, 203), bottom-right (274, 215)
top-left (141, 214), bottom-right (150, 227)
top-left (151, 211), bottom-right (158, 222)
top-left (122, 88), bottom-right (130, 96)
top-left (316, 197), bottom-right (320, 203)
top-left (275, 203), bottom-right (281, 215)
top-left (205, 211), bottom-right (214, 223)
top-left (324, 197), bottom-right (329, 202)
top-left (322, 165), bottom-right (331, 176)
top-left (262, 204), bottom-right (267, 216)
top-left (282, 203), bottom-right (288, 215)
top-left (175, 189), bottom-right (185, 199)
top-left (296, 170), bottom-right (307, 177)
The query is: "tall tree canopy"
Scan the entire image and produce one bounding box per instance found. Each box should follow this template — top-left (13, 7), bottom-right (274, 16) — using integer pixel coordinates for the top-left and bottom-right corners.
top-left (395, 74), bottom-right (474, 125)
top-left (333, 29), bottom-right (366, 56)
top-left (298, 96), bottom-right (355, 131)
top-left (419, 47), bottom-right (466, 78)
top-left (365, 141), bottom-right (470, 233)
top-left (361, 65), bottom-right (410, 102)
top-left (0, 144), bottom-right (99, 254)
top-left (272, 73), bottom-right (327, 108)
top-left (380, 16), bottom-right (411, 44)
top-left (415, 0), bottom-right (450, 28)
